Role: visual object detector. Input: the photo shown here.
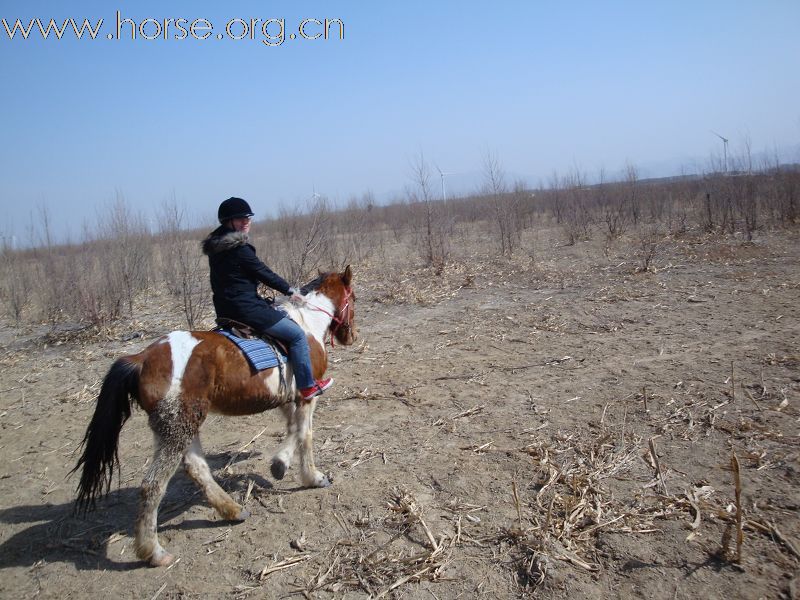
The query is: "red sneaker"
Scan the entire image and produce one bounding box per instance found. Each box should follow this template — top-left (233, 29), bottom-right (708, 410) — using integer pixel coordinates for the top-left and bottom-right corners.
top-left (300, 378), bottom-right (334, 401)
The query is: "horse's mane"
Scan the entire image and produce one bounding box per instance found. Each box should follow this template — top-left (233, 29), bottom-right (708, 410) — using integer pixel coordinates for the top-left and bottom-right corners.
top-left (274, 272), bottom-right (336, 336)
top-left (300, 272), bottom-right (330, 295)
top-left (273, 273), bottom-right (330, 313)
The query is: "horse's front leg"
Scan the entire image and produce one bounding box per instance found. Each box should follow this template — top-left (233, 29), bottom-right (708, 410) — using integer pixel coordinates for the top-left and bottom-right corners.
top-left (296, 397), bottom-right (331, 488)
top-left (270, 402), bottom-right (298, 480)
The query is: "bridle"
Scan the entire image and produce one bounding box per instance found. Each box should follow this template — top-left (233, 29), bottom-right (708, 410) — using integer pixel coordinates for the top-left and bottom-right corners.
top-left (304, 286), bottom-right (353, 347)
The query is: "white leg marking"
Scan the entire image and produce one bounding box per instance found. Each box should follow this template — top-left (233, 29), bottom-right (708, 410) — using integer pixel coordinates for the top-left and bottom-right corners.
top-left (272, 403), bottom-right (298, 470)
top-left (297, 398), bottom-right (330, 487)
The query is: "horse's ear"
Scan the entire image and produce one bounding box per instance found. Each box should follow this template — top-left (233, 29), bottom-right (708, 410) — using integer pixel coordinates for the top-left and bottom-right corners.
top-left (341, 265), bottom-right (352, 286)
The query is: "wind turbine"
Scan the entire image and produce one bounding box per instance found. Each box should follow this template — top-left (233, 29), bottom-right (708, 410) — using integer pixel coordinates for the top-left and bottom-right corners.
top-left (435, 164), bottom-right (453, 204)
top-left (710, 130), bottom-right (729, 174)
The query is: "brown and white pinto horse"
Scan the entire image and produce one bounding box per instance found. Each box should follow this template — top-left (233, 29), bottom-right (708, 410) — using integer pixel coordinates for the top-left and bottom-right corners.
top-left (73, 267), bottom-right (355, 567)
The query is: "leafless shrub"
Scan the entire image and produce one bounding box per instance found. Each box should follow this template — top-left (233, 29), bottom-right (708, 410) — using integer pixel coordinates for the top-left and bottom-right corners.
top-left (690, 164), bottom-right (800, 237)
top-left (597, 169), bottom-right (629, 242)
top-left (699, 180), bottom-right (736, 234)
top-left (6, 160), bottom-right (799, 332)
top-left (75, 254), bottom-right (124, 326)
top-left (408, 152), bottom-right (451, 268)
top-left (29, 243), bottom-right (120, 328)
top-left (547, 170), bottom-right (565, 224)
top-left (157, 199), bottom-right (210, 329)
top-left (482, 150), bottom-right (522, 256)
top-left (23, 198), bottom-right (154, 328)
top-left (268, 196), bottom-right (334, 285)
top-left (625, 162), bottom-right (641, 226)
top-left (562, 197), bottom-right (593, 246)
top-left (0, 243), bottom-right (30, 321)
top-left (636, 225), bottom-right (662, 272)
top-left (776, 169), bottom-right (799, 225)
top-left (735, 177), bottom-right (759, 242)
top-left (97, 194), bottom-right (153, 315)
top-left (646, 187), bottom-right (669, 223)
top-left (603, 201), bottom-right (628, 240)
top-left (559, 167), bottom-right (593, 245)
top-left (337, 192), bottom-right (380, 266)
top-left (381, 199), bottom-right (412, 243)
top-left (513, 179), bottom-right (541, 231)
top-left (664, 192), bottom-right (689, 236)
top-left (28, 205), bottom-right (82, 325)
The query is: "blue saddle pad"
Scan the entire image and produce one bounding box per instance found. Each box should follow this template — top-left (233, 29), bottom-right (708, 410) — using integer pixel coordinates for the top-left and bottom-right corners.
top-left (217, 331), bottom-right (286, 371)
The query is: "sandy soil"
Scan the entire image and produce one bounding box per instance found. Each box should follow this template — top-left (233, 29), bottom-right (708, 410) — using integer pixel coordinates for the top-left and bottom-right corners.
top-left (1, 227), bottom-right (798, 599)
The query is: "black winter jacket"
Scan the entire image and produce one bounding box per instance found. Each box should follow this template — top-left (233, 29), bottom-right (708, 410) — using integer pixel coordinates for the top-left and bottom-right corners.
top-left (202, 225), bottom-right (292, 331)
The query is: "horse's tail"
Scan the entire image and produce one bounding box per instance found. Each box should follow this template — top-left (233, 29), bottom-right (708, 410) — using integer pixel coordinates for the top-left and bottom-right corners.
top-left (71, 356), bottom-right (142, 513)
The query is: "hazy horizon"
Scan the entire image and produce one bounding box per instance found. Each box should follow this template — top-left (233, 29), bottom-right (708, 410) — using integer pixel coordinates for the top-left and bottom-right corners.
top-left (2, 1), bottom-right (798, 244)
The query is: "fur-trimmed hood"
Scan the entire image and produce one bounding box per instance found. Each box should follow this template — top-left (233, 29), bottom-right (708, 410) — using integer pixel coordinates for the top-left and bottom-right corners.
top-left (203, 224), bottom-right (294, 327)
top-left (202, 227), bottom-right (250, 256)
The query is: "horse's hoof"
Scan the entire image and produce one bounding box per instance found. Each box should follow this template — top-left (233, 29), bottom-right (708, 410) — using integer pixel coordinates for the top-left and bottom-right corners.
top-left (271, 459), bottom-right (287, 480)
top-left (236, 508), bottom-right (250, 521)
top-left (149, 550), bottom-right (175, 568)
top-left (314, 473), bottom-right (332, 488)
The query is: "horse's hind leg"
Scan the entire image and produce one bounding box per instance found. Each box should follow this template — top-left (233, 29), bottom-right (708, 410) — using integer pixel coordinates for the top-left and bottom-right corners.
top-left (270, 403), bottom-right (298, 480)
top-left (296, 397), bottom-right (331, 488)
top-left (134, 423), bottom-right (191, 567)
top-left (183, 435), bottom-right (248, 521)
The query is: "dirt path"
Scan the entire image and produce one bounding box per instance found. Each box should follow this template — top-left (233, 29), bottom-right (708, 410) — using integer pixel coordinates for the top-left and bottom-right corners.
top-left (1, 229), bottom-right (798, 598)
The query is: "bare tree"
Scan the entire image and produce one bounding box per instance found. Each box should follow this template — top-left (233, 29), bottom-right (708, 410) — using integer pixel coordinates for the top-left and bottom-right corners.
top-left (548, 170), bottom-right (564, 224)
top-left (409, 152), bottom-right (450, 267)
top-left (598, 167), bottom-right (628, 241)
top-left (0, 242), bottom-right (29, 321)
top-left (561, 165), bottom-right (592, 244)
top-left (30, 204), bottom-right (77, 325)
top-left (272, 196), bottom-right (333, 284)
top-left (98, 193), bottom-right (153, 315)
top-left (338, 191), bottom-right (379, 266)
top-left (776, 169), bottom-right (799, 225)
top-left (625, 161), bottom-right (640, 225)
top-left (637, 225), bottom-right (662, 272)
top-left (482, 149), bottom-right (520, 255)
top-left (158, 198), bottom-right (210, 329)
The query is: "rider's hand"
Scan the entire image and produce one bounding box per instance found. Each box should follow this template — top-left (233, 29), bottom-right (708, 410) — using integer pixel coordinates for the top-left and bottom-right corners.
top-left (289, 288), bottom-right (306, 306)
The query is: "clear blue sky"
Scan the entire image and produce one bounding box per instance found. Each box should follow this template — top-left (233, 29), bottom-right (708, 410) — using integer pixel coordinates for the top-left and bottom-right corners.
top-left (1, 1), bottom-right (798, 243)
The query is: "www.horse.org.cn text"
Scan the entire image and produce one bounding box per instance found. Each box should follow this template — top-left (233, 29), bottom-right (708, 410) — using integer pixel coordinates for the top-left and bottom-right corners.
top-left (1, 12), bottom-right (345, 46)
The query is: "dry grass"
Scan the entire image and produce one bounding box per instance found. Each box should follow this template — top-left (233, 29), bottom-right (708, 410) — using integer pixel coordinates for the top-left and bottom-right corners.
top-left (0, 205), bottom-right (798, 599)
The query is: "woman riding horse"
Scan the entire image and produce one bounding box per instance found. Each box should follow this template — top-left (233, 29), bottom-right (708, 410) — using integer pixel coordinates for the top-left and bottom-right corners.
top-left (73, 263), bottom-right (356, 566)
top-left (203, 197), bottom-right (332, 401)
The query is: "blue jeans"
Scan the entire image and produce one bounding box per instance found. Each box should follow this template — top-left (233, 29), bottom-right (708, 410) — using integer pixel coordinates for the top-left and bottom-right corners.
top-left (261, 317), bottom-right (315, 389)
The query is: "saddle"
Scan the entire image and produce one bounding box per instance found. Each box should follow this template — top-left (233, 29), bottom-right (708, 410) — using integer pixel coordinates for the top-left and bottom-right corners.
top-left (215, 318), bottom-right (289, 393)
top-left (215, 318), bottom-right (290, 357)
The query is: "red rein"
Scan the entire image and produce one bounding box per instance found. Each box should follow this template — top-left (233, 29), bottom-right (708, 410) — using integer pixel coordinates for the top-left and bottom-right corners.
top-left (306, 286), bottom-right (352, 348)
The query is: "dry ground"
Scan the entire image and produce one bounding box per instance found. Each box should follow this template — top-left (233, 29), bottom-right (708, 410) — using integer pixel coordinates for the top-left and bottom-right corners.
top-left (0, 226), bottom-right (798, 599)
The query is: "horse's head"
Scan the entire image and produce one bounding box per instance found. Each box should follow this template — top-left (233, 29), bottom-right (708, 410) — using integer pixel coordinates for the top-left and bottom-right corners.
top-left (302, 266), bottom-right (356, 346)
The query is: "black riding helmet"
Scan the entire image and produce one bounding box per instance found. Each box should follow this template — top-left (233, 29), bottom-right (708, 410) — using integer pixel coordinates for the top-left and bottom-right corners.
top-left (218, 197), bottom-right (254, 223)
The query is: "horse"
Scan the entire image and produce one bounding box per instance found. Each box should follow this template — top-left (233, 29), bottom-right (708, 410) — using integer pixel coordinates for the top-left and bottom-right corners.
top-left (72, 266), bottom-right (356, 567)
